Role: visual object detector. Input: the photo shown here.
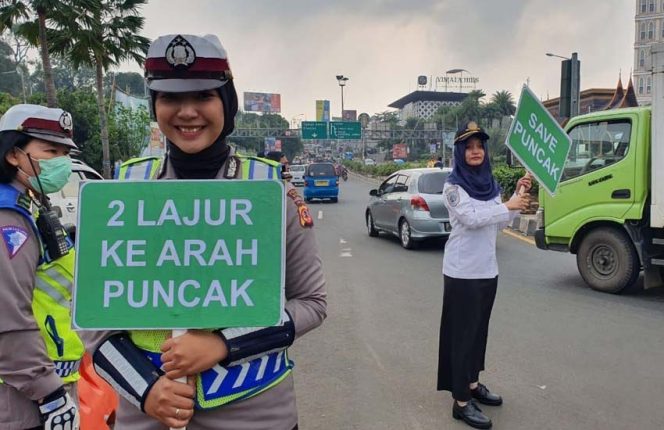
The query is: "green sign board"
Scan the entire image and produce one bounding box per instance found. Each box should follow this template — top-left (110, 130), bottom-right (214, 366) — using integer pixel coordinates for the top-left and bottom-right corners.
top-left (330, 121), bottom-right (361, 139)
top-left (506, 85), bottom-right (571, 195)
top-left (301, 121), bottom-right (328, 139)
top-left (73, 180), bottom-right (285, 330)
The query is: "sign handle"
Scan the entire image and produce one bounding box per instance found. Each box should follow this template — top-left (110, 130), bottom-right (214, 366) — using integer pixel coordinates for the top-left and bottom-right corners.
top-left (518, 171), bottom-right (533, 196)
top-left (170, 329), bottom-right (187, 430)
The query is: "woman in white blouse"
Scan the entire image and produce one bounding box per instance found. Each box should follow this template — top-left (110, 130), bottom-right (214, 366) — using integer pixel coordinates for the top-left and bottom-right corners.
top-left (437, 121), bottom-right (531, 430)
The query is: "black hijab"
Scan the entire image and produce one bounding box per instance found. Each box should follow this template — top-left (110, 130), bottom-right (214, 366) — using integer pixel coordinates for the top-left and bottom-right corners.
top-left (157, 80), bottom-right (239, 179)
top-left (446, 137), bottom-right (501, 201)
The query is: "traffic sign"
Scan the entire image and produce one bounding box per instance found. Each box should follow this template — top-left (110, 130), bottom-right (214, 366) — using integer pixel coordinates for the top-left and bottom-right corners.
top-left (506, 85), bottom-right (571, 195)
top-left (73, 180), bottom-right (285, 329)
top-left (329, 121), bottom-right (361, 139)
top-left (301, 121), bottom-right (328, 139)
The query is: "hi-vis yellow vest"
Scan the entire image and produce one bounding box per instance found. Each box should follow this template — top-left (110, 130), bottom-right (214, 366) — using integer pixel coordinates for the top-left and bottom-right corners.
top-left (116, 155), bottom-right (291, 409)
top-left (0, 184), bottom-right (84, 384)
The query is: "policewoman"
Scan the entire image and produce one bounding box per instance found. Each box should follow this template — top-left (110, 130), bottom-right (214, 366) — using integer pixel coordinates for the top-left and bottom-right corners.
top-left (437, 122), bottom-right (530, 429)
top-left (0, 104), bottom-right (84, 430)
top-left (87, 34), bottom-right (327, 430)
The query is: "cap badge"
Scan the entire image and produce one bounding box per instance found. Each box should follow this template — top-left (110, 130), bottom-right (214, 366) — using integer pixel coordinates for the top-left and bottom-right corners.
top-left (467, 121), bottom-right (479, 131)
top-left (165, 35), bottom-right (196, 69)
top-left (59, 112), bottom-right (73, 132)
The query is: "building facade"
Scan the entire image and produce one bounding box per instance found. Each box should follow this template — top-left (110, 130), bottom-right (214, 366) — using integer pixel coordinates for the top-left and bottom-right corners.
top-left (633, 0), bottom-right (664, 105)
top-left (388, 91), bottom-right (467, 121)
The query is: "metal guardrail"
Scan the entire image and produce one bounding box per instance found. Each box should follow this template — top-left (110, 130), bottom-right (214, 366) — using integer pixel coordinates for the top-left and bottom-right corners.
top-left (230, 128), bottom-right (445, 140)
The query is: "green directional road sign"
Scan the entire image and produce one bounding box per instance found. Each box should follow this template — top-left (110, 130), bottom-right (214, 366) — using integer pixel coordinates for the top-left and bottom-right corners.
top-left (301, 121), bottom-right (328, 139)
top-left (506, 85), bottom-right (571, 195)
top-left (73, 180), bottom-right (285, 330)
top-left (329, 121), bottom-right (362, 139)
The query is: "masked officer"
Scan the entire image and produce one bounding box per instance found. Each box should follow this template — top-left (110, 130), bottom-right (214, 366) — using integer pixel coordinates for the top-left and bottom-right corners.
top-left (0, 104), bottom-right (84, 430)
top-left (86, 34), bottom-right (327, 430)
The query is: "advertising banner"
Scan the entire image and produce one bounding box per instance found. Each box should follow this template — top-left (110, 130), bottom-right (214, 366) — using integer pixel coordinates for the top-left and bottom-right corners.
top-left (392, 143), bottom-right (408, 159)
top-left (342, 110), bottom-right (357, 121)
top-left (244, 92), bottom-right (282, 113)
top-left (316, 100), bottom-right (330, 121)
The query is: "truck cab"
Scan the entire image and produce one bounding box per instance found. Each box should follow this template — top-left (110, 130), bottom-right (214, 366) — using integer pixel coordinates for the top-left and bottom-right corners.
top-left (535, 107), bottom-right (654, 293)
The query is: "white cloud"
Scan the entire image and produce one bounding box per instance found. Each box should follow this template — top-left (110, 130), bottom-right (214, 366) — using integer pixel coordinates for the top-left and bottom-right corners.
top-left (127, 0), bottom-right (634, 121)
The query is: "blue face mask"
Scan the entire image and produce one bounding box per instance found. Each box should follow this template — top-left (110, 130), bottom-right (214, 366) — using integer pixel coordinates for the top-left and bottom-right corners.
top-left (19, 150), bottom-right (72, 194)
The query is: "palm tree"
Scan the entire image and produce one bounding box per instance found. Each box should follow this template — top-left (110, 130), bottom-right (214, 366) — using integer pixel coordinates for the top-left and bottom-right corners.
top-left (50, 0), bottom-right (149, 178)
top-left (0, 0), bottom-right (89, 107)
top-left (490, 90), bottom-right (516, 116)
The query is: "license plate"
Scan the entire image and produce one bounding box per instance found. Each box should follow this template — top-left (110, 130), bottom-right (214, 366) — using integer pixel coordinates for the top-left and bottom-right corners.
top-left (315, 180), bottom-right (329, 186)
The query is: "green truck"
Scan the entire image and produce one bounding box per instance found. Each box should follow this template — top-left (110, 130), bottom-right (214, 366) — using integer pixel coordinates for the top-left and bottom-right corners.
top-left (535, 44), bottom-right (664, 294)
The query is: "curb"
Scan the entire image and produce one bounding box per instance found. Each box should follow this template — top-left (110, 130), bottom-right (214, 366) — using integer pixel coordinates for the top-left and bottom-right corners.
top-left (510, 214), bottom-right (537, 236)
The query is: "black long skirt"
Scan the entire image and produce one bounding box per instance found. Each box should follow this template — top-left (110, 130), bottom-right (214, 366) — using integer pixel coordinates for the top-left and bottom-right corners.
top-left (437, 275), bottom-right (498, 401)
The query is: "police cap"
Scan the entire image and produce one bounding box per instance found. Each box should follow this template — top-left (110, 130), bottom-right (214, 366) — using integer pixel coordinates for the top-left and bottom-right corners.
top-left (454, 121), bottom-right (490, 144)
top-left (145, 34), bottom-right (233, 93)
top-left (0, 104), bottom-right (77, 148)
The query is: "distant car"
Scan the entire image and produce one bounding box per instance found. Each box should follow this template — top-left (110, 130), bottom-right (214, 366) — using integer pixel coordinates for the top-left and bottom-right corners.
top-left (366, 167), bottom-right (452, 249)
top-left (304, 162), bottom-right (339, 202)
top-left (289, 164), bottom-right (306, 186)
top-left (48, 159), bottom-right (103, 226)
top-left (364, 158), bottom-right (376, 166)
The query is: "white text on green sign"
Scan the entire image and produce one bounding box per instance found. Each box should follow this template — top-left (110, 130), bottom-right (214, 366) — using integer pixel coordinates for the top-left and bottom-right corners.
top-left (506, 86), bottom-right (571, 195)
top-left (73, 180), bottom-right (285, 330)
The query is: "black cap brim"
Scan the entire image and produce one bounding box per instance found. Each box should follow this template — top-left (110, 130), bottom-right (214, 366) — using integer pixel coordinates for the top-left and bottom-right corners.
top-left (454, 129), bottom-right (490, 144)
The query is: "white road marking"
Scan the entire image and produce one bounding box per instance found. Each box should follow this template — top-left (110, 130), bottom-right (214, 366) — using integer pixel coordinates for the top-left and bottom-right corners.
top-left (339, 238), bottom-right (347, 244)
top-left (317, 210), bottom-right (323, 220)
top-left (364, 342), bottom-right (386, 372)
top-left (340, 252), bottom-right (352, 257)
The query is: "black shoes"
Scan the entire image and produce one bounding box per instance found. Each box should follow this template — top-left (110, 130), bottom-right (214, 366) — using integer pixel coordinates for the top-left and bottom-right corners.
top-left (471, 383), bottom-right (503, 406)
top-left (452, 400), bottom-right (492, 429)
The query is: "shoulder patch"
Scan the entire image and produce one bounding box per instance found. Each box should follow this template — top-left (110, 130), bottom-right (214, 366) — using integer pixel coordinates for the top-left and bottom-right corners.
top-left (1, 225), bottom-right (29, 259)
top-left (224, 156), bottom-right (241, 179)
top-left (287, 189), bottom-right (314, 228)
top-left (445, 185), bottom-right (460, 207)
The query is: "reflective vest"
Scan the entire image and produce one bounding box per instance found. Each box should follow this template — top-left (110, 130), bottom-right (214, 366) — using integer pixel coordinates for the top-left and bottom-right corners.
top-left (115, 156), bottom-right (162, 180)
top-left (117, 155), bottom-right (291, 409)
top-left (0, 184), bottom-right (85, 384)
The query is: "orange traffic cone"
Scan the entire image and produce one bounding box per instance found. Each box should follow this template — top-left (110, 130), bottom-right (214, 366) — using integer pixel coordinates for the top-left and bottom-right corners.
top-left (78, 352), bottom-right (118, 429)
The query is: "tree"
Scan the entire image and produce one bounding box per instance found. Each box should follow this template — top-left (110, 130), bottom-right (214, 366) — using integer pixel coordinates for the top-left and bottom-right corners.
top-left (50, 0), bottom-right (149, 178)
top-left (489, 90), bottom-right (516, 116)
top-left (0, 39), bottom-right (22, 96)
top-left (105, 71), bottom-right (145, 97)
top-left (0, 0), bottom-right (89, 106)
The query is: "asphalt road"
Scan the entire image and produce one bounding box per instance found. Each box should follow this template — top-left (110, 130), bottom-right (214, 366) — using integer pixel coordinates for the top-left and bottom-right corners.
top-left (289, 174), bottom-right (664, 430)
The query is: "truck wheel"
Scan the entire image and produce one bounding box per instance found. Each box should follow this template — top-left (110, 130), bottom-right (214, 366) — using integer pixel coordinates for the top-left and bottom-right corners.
top-left (576, 227), bottom-right (640, 294)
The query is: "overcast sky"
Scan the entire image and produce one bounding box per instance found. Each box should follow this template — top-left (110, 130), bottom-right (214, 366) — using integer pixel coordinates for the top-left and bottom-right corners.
top-left (127, 0), bottom-right (635, 123)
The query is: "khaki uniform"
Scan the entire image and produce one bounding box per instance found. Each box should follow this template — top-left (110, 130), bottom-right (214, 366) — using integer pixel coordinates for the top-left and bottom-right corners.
top-left (0, 182), bottom-right (67, 430)
top-left (84, 154), bottom-right (327, 430)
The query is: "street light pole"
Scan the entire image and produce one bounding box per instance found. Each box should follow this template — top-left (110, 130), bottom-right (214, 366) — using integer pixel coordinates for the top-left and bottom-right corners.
top-left (336, 75), bottom-right (349, 119)
top-left (546, 52), bottom-right (580, 118)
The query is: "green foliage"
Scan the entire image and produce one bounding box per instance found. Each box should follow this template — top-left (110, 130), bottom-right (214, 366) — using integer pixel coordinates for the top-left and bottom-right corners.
top-left (231, 111), bottom-right (302, 159)
top-left (0, 92), bottom-right (20, 114)
top-left (109, 105), bottom-right (150, 162)
top-left (105, 71), bottom-right (145, 97)
top-left (492, 165), bottom-right (538, 197)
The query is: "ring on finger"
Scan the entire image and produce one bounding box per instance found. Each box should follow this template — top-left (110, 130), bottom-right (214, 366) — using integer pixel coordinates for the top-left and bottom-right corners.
top-left (175, 408), bottom-right (181, 419)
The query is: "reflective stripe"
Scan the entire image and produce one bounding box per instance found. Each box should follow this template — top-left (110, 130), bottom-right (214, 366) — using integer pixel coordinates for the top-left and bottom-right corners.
top-left (35, 277), bottom-right (69, 308)
top-left (144, 159), bottom-right (154, 179)
top-left (98, 341), bottom-right (149, 397)
top-left (125, 164), bottom-right (133, 179)
top-left (54, 360), bottom-right (80, 378)
top-left (44, 266), bottom-right (72, 295)
top-left (249, 159), bottom-right (256, 179)
top-left (268, 165), bottom-right (274, 179)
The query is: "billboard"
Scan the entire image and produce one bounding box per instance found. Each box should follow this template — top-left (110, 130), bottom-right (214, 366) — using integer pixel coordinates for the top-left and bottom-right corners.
top-left (316, 100), bottom-right (330, 121)
top-left (392, 143), bottom-right (408, 159)
top-left (244, 92), bottom-right (282, 113)
top-left (342, 110), bottom-right (357, 121)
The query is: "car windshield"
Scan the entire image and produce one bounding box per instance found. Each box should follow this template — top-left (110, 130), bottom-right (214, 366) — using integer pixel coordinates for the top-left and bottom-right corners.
top-left (308, 164), bottom-right (336, 177)
top-left (290, 165), bottom-right (306, 172)
top-left (418, 171), bottom-right (449, 194)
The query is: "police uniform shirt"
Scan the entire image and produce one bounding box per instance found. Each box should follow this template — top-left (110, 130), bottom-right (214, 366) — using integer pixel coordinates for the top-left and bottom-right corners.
top-left (442, 182), bottom-right (519, 279)
top-left (83, 150), bottom-right (328, 430)
top-left (0, 181), bottom-right (64, 430)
